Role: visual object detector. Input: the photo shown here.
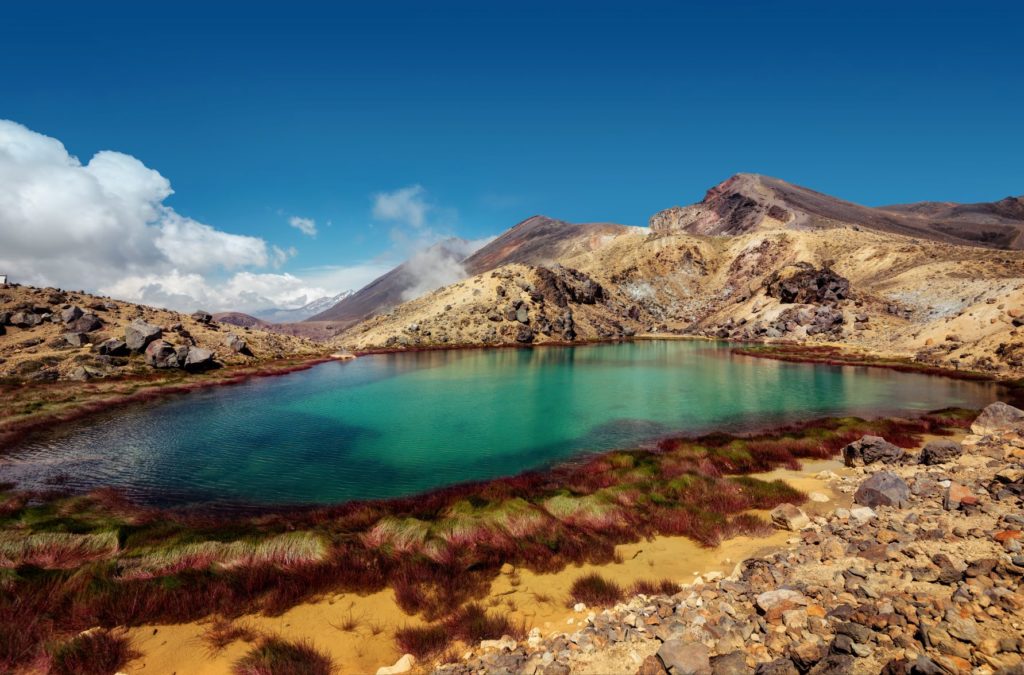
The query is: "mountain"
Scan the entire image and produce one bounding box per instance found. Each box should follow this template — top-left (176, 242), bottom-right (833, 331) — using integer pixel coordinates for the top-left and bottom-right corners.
top-left (309, 219), bottom-right (638, 325)
top-left (649, 173), bottom-right (1024, 249)
top-left (330, 174), bottom-right (1024, 379)
top-left (252, 291), bottom-right (353, 323)
top-left (462, 216), bottom-right (637, 275)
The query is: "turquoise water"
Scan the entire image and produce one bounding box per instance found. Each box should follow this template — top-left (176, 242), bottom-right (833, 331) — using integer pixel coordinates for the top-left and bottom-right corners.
top-left (1, 341), bottom-right (1000, 507)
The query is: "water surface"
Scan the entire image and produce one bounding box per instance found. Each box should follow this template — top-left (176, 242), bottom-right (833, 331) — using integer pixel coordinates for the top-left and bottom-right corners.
top-left (1, 341), bottom-right (1000, 507)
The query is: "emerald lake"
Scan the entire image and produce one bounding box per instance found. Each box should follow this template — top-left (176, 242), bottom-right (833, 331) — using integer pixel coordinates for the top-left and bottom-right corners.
top-left (1, 341), bottom-right (1002, 508)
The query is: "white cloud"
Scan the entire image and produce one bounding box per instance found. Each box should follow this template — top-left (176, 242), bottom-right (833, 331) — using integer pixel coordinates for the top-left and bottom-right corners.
top-left (399, 236), bottom-right (496, 301)
top-left (372, 184), bottom-right (430, 228)
top-left (288, 215), bottom-right (317, 237)
top-left (0, 119), bottom-right (339, 313)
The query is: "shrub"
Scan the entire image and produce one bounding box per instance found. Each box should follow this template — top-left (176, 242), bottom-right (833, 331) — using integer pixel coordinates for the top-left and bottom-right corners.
top-left (630, 578), bottom-right (681, 597)
top-left (232, 637), bottom-right (334, 675)
top-left (49, 629), bottom-right (139, 675)
top-left (567, 573), bottom-right (623, 607)
top-left (393, 624), bottom-right (450, 660)
top-left (444, 603), bottom-right (523, 643)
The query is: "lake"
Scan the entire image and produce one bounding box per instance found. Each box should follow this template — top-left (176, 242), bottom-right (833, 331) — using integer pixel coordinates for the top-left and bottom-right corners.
top-left (0, 341), bottom-right (1001, 507)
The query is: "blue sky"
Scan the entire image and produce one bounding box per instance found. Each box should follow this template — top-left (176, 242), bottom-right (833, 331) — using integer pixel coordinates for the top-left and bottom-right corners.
top-left (1, 1), bottom-right (1022, 310)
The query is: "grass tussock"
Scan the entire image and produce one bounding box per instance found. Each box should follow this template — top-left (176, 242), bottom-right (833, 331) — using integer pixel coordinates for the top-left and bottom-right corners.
top-left (232, 636), bottom-right (334, 675)
top-left (630, 578), bottom-right (682, 597)
top-left (204, 618), bottom-right (259, 653)
top-left (0, 409), bottom-right (971, 671)
top-left (394, 623), bottom-right (450, 660)
top-left (568, 573), bottom-right (624, 607)
top-left (48, 629), bottom-right (139, 675)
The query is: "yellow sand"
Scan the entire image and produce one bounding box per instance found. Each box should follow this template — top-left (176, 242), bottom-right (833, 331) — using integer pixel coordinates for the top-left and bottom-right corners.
top-left (125, 459), bottom-right (846, 674)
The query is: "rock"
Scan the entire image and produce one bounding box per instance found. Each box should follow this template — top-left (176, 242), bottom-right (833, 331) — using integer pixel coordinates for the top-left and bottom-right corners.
top-left (771, 503), bottom-right (810, 531)
top-left (854, 471), bottom-right (910, 508)
top-left (808, 492), bottom-right (830, 502)
top-left (755, 589), bottom-right (807, 613)
top-left (69, 313), bottom-right (103, 333)
top-left (63, 332), bottom-right (89, 347)
top-left (10, 311), bottom-right (42, 328)
top-left (842, 436), bottom-right (904, 467)
top-left (849, 506), bottom-right (877, 523)
top-left (98, 339), bottom-right (129, 357)
top-left (920, 439), bottom-right (962, 465)
top-left (754, 660), bottom-right (798, 675)
top-left (807, 655), bottom-right (854, 675)
top-left (765, 264), bottom-right (850, 305)
top-left (60, 306), bottom-right (83, 323)
top-left (224, 333), bottom-right (250, 355)
top-left (500, 563), bottom-right (515, 575)
top-left (515, 326), bottom-right (534, 343)
top-left (708, 651), bottom-right (749, 675)
top-left (971, 402), bottom-right (1024, 436)
top-left (376, 653), bottom-right (415, 675)
top-left (516, 306), bottom-right (529, 323)
top-left (191, 310), bottom-right (213, 324)
top-left (125, 319), bottom-right (163, 352)
top-left (790, 642), bottom-right (826, 671)
top-left (183, 347), bottom-right (215, 372)
top-left (943, 483), bottom-right (977, 510)
top-left (638, 654), bottom-right (671, 675)
top-left (657, 640), bottom-right (711, 675)
top-left (144, 340), bottom-right (181, 368)
top-left (68, 365), bottom-right (103, 381)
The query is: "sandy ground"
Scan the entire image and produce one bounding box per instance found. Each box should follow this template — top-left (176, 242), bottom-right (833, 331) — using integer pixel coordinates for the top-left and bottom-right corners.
top-left (124, 460), bottom-right (848, 675)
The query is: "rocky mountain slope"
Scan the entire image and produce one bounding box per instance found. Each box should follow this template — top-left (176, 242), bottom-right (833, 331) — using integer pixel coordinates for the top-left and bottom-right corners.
top-left (0, 284), bottom-right (323, 382)
top-left (331, 177), bottom-right (1024, 379)
top-left (649, 174), bottom-right (1024, 249)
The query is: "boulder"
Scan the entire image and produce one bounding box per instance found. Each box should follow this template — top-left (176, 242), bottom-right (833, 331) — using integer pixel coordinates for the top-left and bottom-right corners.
top-left (919, 439), bottom-right (962, 465)
top-left (183, 347), bottom-right (215, 372)
top-left (126, 320), bottom-right (163, 352)
top-left (60, 305), bottom-right (83, 324)
top-left (224, 333), bottom-right (249, 354)
top-left (191, 310), bottom-right (213, 324)
top-left (657, 639), bottom-right (711, 675)
top-left (10, 311), bottom-right (42, 328)
top-left (708, 651), bottom-right (749, 675)
top-left (98, 339), bottom-right (129, 357)
top-left (67, 365), bottom-right (104, 382)
top-left (771, 503), bottom-right (810, 531)
top-left (376, 654), bottom-right (415, 675)
top-left (943, 483), bottom-right (977, 510)
top-left (516, 305), bottom-right (529, 323)
top-left (842, 436), bottom-right (903, 467)
top-left (144, 340), bottom-right (182, 368)
top-left (69, 313), bottom-right (103, 333)
top-left (971, 402), bottom-right (1024, 436)
top-left (854, 471), bottom-right (910, 508)
top-left (62, 332), bottom-right (89, 348)
top-left (515, 326), bottom-right (534, 343)
top-left (764, 263), bottom-right (850, 304)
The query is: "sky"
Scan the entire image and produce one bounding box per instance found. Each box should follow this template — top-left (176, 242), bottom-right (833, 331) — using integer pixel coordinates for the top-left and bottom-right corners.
top-left (1, 1), bottom-right (1022, 313)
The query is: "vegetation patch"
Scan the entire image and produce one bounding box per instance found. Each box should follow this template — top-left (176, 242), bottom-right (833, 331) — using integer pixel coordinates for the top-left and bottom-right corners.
top-left (0, 409), bottom-right (972, 671)
top-left (231, 636), bottom-right (334, 675)
top-left (568, 573), bottom-right (624, 607)
top-left (48, 629), bottom-right (139, 675)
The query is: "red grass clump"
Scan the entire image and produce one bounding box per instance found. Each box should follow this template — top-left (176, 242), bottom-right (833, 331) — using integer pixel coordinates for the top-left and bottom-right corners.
top-left (567, 573), bottom-right (624, 607)
top-left (394, 624), bottom-right (451, 660)
top-left (443, 603), bottom-right (524, 643)
top-left (48, 629), bottom-right (140, 675)
top-left (630, 578), bottom-right (682, 597)
top-left (231, 637), bottom-right (334, 675)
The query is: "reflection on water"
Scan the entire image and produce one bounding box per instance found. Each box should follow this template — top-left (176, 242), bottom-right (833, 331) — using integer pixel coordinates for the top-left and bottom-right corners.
top-left (0, 341), bottom-right (1002, 507)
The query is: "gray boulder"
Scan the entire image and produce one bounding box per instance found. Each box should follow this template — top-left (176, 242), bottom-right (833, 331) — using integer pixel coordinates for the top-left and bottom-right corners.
top-left (970, 401), bottom-right (1024, 436)
top-left (98, 339), bottom-right (129, 357)
top-left (657, 639), bottom-right (711, 675)
top-left (842, 435), bottom-right (903, 467)
top-left (10, 311), bottom-right (42, 328)
top-left (770, 503), bottom-right (810, 531)
top-left (191, 310), bottom-right (213, 324)
top-left (126, 319), bottom-right (163, 352)
top-left (69, 313), bottom-right (103, 333)
top-left (224, 333), bottom-right (249, 354)
top-left (516, 305), bottom-right (529, 323)
top-left (62, 332), bottom-right (89, 348)
top-left (854, 471), bottom-right (910, 508)
top-left (515, 326), bottom-right (534, 343)
top-left (144, 339), bottom-right (182, 368)
top-left (183, 347), bottom-right (215, 372)
top-left (60, 306), bottom-right (83, 324)
top-left (919, 439), bottom-right (962, 465)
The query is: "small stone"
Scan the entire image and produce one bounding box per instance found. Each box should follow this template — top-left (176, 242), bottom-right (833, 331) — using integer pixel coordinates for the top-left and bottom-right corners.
top-left (771, 504), bottom-right (810, 531)
top-left (854, 472), bottom-right (910, 508)
top-left (376, 653), bottom-right (415, 675)
top-left (808, 492), bottom-right (830, 503)
top-left (656, 640), bottom-right (711, 675)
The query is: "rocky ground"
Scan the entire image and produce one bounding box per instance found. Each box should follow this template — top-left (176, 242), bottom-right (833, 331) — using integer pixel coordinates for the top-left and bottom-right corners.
top-left (0, 283), bottom-right (323, 383)
top-left (424, 402), bottom-right (1024, 675)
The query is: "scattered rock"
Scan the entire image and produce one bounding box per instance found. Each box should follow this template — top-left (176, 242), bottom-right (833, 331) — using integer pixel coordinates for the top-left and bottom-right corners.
top-left (657, 640), bottom-right (711, 675)
top-left (60, 306), bottom-right (83, 324)
top-left (144, 340), bottom-right (181, 368)
top-left (125, 319), bottom-right (163, 352)
top-left (919, 439), bottom-right (962, 465)
top-left (842, 435), bottom-right (904, 467)
top-left (771, 503), bottom-right (810, 531)
top-left (224, 333), bottom-right (250, 355)
top-left (191, 310), bottom-right (213, 324)
top-left (98, 339), bottom-right (129, 357)
top-left (854, 471), bottom-right (910, 508)
top-left (971, 401), bottom-right (1024, 436)
top-left (376, 653), bottom-right (415, 675)
top-left (183, 347), bottom-right (215, 372)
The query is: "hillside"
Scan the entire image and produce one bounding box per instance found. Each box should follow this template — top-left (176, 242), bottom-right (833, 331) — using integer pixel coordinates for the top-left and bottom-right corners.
top-left (0, 284), bottom-right (324, 383)
top-left (649, 174), bottom-right (1024, 249)
top-left (332, 177), bottom-right (1024, 379)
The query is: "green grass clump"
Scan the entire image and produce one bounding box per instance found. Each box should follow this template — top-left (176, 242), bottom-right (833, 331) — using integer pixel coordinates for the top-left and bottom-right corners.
top-left (0, 530), bottom-right (119, 568)
top-left (48, 629), bottom-right (138, 675)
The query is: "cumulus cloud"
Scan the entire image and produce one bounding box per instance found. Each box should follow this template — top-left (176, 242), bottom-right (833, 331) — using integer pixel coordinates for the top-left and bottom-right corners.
top-left (288, 215), bottom-right (317, 237)
top-left (0, 119), bottom-right (348, 313)
top-left (372, 184), bottom-right (430, 228)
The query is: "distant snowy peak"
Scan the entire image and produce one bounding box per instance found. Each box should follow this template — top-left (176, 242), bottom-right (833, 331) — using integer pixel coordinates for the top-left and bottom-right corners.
top-left (252, 290), bottom-right (354, 322)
